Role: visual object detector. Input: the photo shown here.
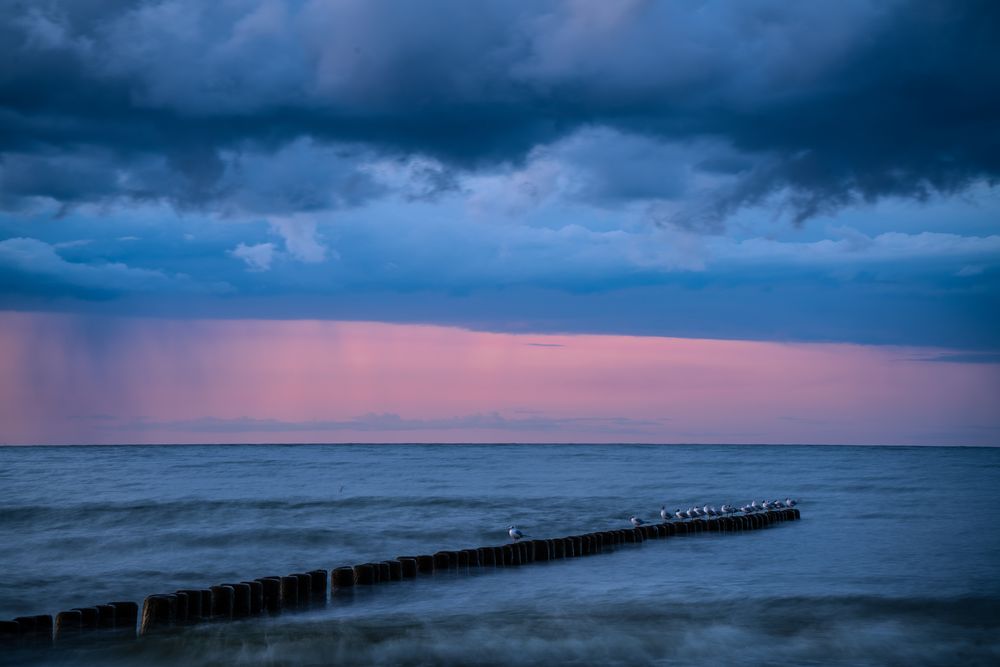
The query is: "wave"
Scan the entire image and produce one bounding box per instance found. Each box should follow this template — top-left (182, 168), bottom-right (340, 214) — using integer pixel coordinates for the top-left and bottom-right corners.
top-left (7, 596), bottom-right (999, 667)
top-left (0, 496), bottom-right (531, 529)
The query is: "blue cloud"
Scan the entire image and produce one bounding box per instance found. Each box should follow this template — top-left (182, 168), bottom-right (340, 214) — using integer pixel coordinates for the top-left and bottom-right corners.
top-left (1, 190), bottom-right (997, 348)
top-left (1, 1), bottom-right (998, 351)
top-left (0, 236), bottom-right (231, 296)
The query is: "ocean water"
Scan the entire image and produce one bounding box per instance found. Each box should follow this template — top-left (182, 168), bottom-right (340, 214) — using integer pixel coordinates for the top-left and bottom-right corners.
top-left (1, 444), bottom-right (999, 666)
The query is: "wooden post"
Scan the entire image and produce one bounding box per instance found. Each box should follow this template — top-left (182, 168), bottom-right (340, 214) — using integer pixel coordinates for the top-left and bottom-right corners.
top-left (109, 601), bottom-right (138, 635)
top-left (210, 585), bottom-right (235, 619)
top-left (15, 615), bottom-right (52, 645)
top-left (416, 555), bottom-right (435, 574)
top-left (384, 561), bottom-right (403, 581)
top-left (54, 610), bottom-right (82, 641)
top-left (256, 578), bottom-right (281, 614)
top-left (397, 558), bottom-right (418, 578)
top-left (332, 567), bottom-right (356, 590)
top-left (95, 604), bottom-right (116, 630)
top-left (353, 564), bottom-right (375, 585)
top-left (139, 595), bottom-right (176, 635)
top-left (309, 570), bottom-right (328, 604)
top-left (172, 592), bottom-right (189, 625)
top-left (244, 580), bottom-right (264, 615)
top-left (227, 583), bottom-right (251, 618)
top-left (175, 590), bottom-right (203, 623)
top-left (291, 574), bottom-right (311, 605)
top-left (280, 576), bottom-right (299, 607)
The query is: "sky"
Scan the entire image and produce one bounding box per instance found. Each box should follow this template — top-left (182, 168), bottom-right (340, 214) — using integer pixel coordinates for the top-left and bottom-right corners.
top-left (1, 0), bottom-right (998, 444)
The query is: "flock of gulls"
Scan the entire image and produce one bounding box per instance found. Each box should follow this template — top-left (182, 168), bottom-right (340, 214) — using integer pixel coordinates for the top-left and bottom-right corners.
top-left (508, 498), bottom-right (798, 541)
top-left (635, 498), bottom-right (799, 528)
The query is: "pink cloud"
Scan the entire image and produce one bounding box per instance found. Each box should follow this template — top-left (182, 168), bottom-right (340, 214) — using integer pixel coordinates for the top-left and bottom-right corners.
top-left (0, 312), bottom-right (997, 445)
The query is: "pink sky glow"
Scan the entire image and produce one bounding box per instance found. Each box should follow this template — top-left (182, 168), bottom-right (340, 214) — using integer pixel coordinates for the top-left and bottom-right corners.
top-left (0, 311), bottom-right (997, 445)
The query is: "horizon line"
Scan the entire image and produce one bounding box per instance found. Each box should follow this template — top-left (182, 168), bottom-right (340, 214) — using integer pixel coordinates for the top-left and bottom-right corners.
top-left (1, 442), bottom-right (996, 449)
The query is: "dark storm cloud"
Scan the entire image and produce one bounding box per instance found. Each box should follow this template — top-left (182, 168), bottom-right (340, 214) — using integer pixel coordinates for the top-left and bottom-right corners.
top-left (1, 0), bottom-right (998, 221)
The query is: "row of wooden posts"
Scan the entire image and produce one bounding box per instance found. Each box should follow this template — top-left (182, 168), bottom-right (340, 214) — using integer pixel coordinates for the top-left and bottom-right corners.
top-left (1, 508), bottom-right (800, 648)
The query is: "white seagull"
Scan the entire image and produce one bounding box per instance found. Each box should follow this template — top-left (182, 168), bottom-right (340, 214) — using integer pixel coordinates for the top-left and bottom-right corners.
top-left (630, 516), bottom-right (645, 527)
top-left (785, 498), bottom-right (798, 508)
top-left (660, 506), bottom-right (670, 522)
top-left (674, 509), bottom-right (686, 521)
top-left (508, 525), bottom-right (524, 541)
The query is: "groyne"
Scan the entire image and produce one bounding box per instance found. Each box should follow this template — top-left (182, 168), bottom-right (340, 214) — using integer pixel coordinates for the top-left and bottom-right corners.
top-left (1, 508), bottom-right (800, 648)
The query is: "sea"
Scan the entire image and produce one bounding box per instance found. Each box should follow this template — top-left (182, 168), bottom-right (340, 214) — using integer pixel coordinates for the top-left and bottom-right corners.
top-left (1, 444), bottom-right (998, 666)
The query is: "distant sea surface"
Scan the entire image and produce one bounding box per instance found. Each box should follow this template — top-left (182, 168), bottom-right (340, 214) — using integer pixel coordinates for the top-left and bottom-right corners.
top-left (1, 444), bottom-right (999, 666)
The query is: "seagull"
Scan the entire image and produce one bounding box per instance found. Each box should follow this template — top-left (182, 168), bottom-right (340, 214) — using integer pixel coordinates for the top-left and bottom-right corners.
top-left (785, 498), bottom-right (797, 508)
top-left (630, 516), bottom-right (645, 527)
top-left (508, 525), bottom-right (524, 541)
top-left (674, 509), bottom-right (685, 521)
top-left (686, 507), bottom-right (697, 520)
top-left (750, 500), bottom-right (760, 512)
top-left (660, 506), bottom-right (670, 522)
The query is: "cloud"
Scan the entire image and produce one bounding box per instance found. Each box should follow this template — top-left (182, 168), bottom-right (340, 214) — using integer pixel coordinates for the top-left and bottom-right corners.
top-left (269, 217), bottom-right (329, 263)
top-left (1, 194), bottom-right (997, 348)
top-left (1, 0), bottom-right (997, 222)
top-left (1, 1), bottom-right (998, 351)
top-left (119, 411), bottom-right (667, 435)
top-left (230, 241), bottom-right (275, 271)
top-left (0, 236), bottom-right (196, 293)
top-left (715, 231), bottom-right (1000, 266)
top-left (956, 265), bottom-right (985, 277)
top-left (0, 138), bottom-right (384, 215)
top-left (914, 352), bottom-right (1000, 364)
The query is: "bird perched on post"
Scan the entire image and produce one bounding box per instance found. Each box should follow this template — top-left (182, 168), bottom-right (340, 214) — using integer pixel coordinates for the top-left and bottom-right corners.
top-left (660, 506), bottom-right (670, 522)
top-left (629, 516), bottom-right (645, 527)
top-left (507, 525), bottom-right (523, 541)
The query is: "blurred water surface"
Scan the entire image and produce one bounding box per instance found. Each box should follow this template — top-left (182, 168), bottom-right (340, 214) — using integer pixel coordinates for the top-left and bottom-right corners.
top-left (1, 444), bottom-right (999, 665)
